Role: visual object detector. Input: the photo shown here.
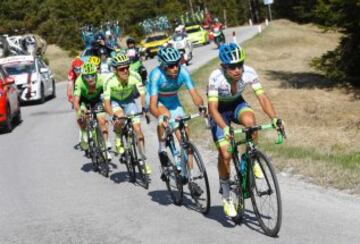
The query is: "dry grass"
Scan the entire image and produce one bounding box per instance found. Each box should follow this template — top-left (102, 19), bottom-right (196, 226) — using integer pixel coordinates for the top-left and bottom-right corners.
top-left (44, 45), bottom-right (74, 81)
top-left (182, 19), bottom-right (360, 193)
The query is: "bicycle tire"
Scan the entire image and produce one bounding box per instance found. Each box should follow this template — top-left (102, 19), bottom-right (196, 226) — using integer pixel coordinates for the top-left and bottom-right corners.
top-left (87, 129), bottom-right (99, 172)
top-left (123, 135), bottom-right (136, 183)
top-left (230, 153), bottom-right (245, 224)
top-left (95, 125), bottom-right (109, 177)
top-left (186, 142), bottom-right (211, 214)
top-left (249, 150), bottom-right (282, 237)
top-left (132, 140), bottom-right (150, 189)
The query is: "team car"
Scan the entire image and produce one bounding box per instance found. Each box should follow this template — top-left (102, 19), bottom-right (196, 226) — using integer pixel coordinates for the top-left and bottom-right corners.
top-left (185, 25), bottom-right (209, 46)
top-left (0, 65), bottom-right (21, 132)
top-left (140, 33), bottom-right (170, 59)
top-left (0, 55), bottom-right (56, 104)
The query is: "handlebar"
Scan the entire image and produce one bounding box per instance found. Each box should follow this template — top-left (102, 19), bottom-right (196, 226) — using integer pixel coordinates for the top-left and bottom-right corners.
top-left (112, 112), bottom-right (150, 124)
top-left (233, 123), bottom-right (286, 145)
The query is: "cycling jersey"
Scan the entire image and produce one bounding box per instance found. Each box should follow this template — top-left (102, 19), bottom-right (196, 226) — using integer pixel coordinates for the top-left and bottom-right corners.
top-left (74, 74), bottom-right (105, 105)
top-left (207, 65), bottom-right (264, 111)
top-left (68, 69), bottom-right (78, 82)
top-left (149, 66), bottom-right (194, 109)
top-left (207, 65), bottom-right (263, 146)
top-left (103, 71), bottom-right (145, 102)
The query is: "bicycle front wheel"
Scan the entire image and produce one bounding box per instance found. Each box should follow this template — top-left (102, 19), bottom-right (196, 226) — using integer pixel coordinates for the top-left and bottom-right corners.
top-left (186, 142), bottom-right (211, 214)
top-left (132, 135), bottom-right (150, 189)
top-left (249, 150), bottom-right (282, 237)
top-left (95, 126), bottom-right (109, 177)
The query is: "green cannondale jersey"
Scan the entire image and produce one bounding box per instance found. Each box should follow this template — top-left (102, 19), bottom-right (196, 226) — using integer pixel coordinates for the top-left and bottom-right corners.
top-left (103, 71), bottom-right (145, 102)
top-left (73, 74), bottom-right (106, 104)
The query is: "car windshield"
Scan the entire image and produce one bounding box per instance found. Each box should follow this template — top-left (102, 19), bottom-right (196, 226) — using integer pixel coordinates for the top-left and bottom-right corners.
top-left (3, 62), bottom-right (34, 75)
top-left (173, 34), bottom-right (185, 41)
top-left (186, 27), bottom-right (201, 34)
top-left (145, 35), bottom-right (167, 43)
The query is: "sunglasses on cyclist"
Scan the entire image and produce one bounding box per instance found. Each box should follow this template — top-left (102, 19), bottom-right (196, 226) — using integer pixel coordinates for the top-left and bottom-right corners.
top-left (226, 63), bottom-right (244, 71)
top-left (116, 66), bottom-right (129, 72)
top-left (83, 74), bottom-right (96, 80)
top-left (73, 67), bottom-right (82, 73)
top-left (166, 63), bottom-right (180, 69)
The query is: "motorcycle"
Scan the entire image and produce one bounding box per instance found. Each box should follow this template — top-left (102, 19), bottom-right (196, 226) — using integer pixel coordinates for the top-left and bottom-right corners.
top-left (168, 33), bottom-right (193, 66)
top-left (212, 25), bottom-right (225, 48)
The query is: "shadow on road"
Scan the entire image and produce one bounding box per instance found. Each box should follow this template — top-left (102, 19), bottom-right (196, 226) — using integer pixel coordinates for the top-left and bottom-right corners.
top-left (110, 171), bottom-right (129, 184)
top-left (148, 190), bottom-right (178, 206)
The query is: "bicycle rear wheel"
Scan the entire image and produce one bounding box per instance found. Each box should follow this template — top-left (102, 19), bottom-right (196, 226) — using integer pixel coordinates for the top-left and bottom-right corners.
top-left (249, 150), bottom-right (282, 237)
top-left (230, 154), bottom-right (245, 224)
top-left (186, 142), bottom-right (210, 214)
top-left (95, 126), bottom-right (109, 177)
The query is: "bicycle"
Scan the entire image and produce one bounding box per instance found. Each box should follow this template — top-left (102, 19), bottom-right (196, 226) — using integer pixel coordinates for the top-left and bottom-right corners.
top-left (114, 112), bottom-right (150, 189)
top-left (228, 121), bottom-right (286, 236)
top-left (82, 105), bottom-right (110, 177)
top-left (161, 112), bottom-right (211, 214)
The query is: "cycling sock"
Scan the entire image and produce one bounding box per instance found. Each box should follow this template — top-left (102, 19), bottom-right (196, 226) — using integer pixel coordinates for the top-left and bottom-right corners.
top-left (220, 178), bottom-right (230, 200)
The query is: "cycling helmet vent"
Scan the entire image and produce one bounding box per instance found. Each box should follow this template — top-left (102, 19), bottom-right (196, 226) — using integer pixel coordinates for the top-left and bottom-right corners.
top-left (157, 47), bottom-right (181, 66)
top-left (111, 53), bottom-right (130, 67)
top-left (219, 43), bottom-right (245, 65)
top-left (81, 62), bottom-right (97, 75)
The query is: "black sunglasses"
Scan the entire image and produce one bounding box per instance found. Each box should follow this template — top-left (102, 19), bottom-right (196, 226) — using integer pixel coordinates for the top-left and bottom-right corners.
top-left (226, 63), bottom-right (244, 70)
top-left (167, 63), bottom-right (180, 69)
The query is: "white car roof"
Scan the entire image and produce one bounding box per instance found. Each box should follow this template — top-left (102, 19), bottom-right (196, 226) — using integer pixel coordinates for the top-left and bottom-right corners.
top-left (0, 55), bottom-right (35, 65)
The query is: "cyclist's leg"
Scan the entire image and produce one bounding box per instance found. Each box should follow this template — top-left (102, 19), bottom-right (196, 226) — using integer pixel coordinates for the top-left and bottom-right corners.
top-left (234, 102), bottom-right (257, 140)
top-left (234, 102), bottom-right (263, 178)
top-left (210, 111), bottom-right (237, 216)
top-left (157, 104), bottom-right (171, 166)
top-left (111, 100), bottom-right (125, 153)
top-left (95, 101), bottom-right (108, 143)
top-left (76, 103), bottom-right (88, 150)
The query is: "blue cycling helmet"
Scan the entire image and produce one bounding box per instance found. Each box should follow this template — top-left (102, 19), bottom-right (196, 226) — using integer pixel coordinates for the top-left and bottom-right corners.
top-left (219, 43), bottom-right (245, 65)
top-left (157, 47), bottom-right (181, 66)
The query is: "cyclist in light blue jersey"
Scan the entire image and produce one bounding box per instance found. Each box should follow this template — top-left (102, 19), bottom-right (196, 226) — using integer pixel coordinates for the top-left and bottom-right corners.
top-left (148, 47), bottom-right (206, 180)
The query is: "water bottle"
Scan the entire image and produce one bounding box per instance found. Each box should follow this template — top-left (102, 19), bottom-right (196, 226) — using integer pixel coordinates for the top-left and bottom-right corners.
top-left (240, 153), bottom-right (250, 199)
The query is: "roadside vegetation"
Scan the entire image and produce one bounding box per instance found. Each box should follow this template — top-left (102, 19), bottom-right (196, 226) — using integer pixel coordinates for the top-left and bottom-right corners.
top-left (180, 20), bottom-right (360, 194)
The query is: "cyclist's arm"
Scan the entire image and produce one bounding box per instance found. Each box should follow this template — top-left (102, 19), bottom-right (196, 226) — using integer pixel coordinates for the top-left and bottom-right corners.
top-left (73, 96), bottom-right (81, 113)
top-left (149, 71), bottom-right (161, 118)
top-left (209, 100), bottom-right (227, 129)
top-left (103, 79), bottom-right (113, 116)
top-left (66, 81), bottom-right (74, 102)
top-left (249, 75), bottom-right (277, 120)
top-left (149, 95), bottom-right (160, 118)
top-left (188, 88), bottom-right (204, 107)
top-left (257, 93), bottom-right (277, 119)
top-left (73, 78), bottom-right (81, 113)
top-left (182, 68), bottom-right (203, 106)
top-left (134, 75), bottom-right (146, 109)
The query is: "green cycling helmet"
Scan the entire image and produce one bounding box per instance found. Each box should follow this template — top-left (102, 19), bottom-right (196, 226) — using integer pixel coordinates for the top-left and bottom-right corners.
top-left (111, 53), bottom-right (130, 67)
top-left (81, 62), bottom-right (97, 75)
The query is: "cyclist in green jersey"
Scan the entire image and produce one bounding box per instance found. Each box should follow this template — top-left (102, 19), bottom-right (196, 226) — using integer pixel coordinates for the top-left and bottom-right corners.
top-left (103, 53), bottom-right (151, 174)
top-left (73, 62), bottom-right (110, 160)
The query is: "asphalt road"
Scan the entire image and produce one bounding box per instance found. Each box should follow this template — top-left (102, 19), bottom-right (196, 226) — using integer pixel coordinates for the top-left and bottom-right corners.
top-left (1, 26), bottom-right (360, 244)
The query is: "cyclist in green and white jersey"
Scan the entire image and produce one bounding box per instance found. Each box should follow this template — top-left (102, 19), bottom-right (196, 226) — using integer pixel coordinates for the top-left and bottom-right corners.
top-left (103, 53), bottom-right (151, 174)
top-left (73, 62), bottom-right (111, 159)
top-left (207, 43), bottom-right (284, 217)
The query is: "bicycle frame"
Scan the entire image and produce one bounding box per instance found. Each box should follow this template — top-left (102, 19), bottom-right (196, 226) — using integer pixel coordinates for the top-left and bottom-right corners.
top-left (230, 124), bottom-right (285, 197)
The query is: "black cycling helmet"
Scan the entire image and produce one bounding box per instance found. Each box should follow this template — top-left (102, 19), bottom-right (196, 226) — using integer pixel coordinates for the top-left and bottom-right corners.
top-left (97, 47), bottom-right (108, 56)
top-left (126, 37), bottom-right (136, 46)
